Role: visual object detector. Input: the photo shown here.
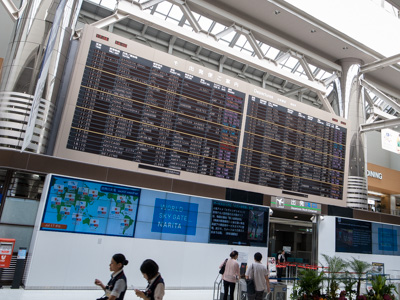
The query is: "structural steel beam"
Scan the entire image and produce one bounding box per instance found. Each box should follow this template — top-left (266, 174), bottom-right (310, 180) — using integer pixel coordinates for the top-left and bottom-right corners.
top-left (80, 0), bottom-right (329, 96)
top-left (361, 79), bottom-right (400, 113)
top-left (0, 0), bottom-right (26, 20)
top-left (140, 0), bottom-right (165, 10)
top-left (175, 0), bottom-right (202, 33)
top-left (316, 91), bottom-right (335, 114)
top-left (360, 53), bottom-right (400, 74)
top-left (360, 117), bottom-right (400, 132)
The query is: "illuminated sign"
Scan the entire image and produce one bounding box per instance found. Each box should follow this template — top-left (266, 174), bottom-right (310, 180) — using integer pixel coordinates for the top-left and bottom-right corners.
top-left (271, 196), bottom-right (321, 214)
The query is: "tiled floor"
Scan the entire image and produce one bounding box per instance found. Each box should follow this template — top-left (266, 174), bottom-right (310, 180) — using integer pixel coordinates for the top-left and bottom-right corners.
top-left (0, 287), bottom-right (215, 300)
top-left (0, 282), bottom-right (293, 300)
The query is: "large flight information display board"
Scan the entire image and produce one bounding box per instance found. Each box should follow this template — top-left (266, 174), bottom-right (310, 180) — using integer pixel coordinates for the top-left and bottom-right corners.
top-left (239, 96), bottom-right (346, 199)
top-left (67, 41), bottom-right (244, 180)
top-left (56, 26), bottom-right (350, 204)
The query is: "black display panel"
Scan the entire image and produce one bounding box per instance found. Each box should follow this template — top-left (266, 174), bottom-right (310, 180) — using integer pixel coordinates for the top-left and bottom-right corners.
top-left (210, 200), bottom-right (270, 246)
top-left (67, 41), bottom-right (245, 179)
top-left (336, 217), bottom-right (400, 256)
top-left (239, 96), bottom-right (347, 199)
top-left (336, 218), bottom-right (372, 254)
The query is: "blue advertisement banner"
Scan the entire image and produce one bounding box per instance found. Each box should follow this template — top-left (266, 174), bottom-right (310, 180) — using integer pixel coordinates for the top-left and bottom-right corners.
top-left (152, 198), bottom-right (198, 235)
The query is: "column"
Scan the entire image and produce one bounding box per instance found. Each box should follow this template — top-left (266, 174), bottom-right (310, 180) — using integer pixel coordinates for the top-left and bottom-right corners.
top-left (334, 58), bottom-right (368, 209)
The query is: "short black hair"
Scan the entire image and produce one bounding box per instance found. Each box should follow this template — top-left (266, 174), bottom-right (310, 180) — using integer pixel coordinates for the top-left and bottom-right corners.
top-left (230, 250), bottom-right (238, 258)
top-left (113, 253), bottom-right (128, 266)
top-left (254, 252), bottom-right (262, 262)
top-left (140, 259), bottom-right (159, 279)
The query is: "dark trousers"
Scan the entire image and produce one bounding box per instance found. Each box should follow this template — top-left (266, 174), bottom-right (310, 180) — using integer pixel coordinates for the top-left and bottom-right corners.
top-left (248, 291), bottom-right (265, 300)
top-left (277, 267), bottom-right (283, 282)
top-left (223, 280), bottom-right (236, 300)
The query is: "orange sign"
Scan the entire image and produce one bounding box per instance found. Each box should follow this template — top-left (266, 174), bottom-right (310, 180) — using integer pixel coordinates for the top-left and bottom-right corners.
top-left (0, 238), bottom-right (15, 268)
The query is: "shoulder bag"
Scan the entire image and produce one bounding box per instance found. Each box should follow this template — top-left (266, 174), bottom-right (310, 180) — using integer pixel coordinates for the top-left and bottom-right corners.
top-left (246, 264), bottom-right (256, 294)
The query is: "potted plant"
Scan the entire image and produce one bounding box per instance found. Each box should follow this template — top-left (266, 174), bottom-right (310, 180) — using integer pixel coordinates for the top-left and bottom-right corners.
top-left (367, 275), bottom-right (397, 300)
top-left (348, 257), bottom-right (371, 298)
top-left (291, 268), bottom-right (325, 300)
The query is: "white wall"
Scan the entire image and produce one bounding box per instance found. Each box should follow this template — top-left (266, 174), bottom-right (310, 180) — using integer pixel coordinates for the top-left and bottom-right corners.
top-left (24, 180), bottom-right (268, 290)
top-left (24, 230), bottom-right (267, 289)
top-left (318, 216), bottom-right (400, 279)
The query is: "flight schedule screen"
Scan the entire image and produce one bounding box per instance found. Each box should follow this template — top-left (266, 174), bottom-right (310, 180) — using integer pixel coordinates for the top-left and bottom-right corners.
top-left (239, 95), bottom-right (347, 199)
top-left (67, 41), bottom-right (245, 179)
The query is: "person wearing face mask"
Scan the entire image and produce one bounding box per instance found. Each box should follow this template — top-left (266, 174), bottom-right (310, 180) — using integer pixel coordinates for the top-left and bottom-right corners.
top-left (135, 259), bottom-right (165, 300)
top-left (95, 253), bottom-right (129, 300)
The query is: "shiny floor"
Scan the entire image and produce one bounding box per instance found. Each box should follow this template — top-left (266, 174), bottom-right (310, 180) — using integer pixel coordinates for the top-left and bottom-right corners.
top-left (0, 288), bottom-right (215, 300)
top-left (0, 282), bottom-right (293, 300)
top-left (0, 287), bottom-right (292, 300)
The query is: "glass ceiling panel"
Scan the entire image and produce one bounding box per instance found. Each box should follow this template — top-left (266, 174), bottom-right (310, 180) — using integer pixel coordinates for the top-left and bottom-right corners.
top-left (281, 57), bottom-right (298, 69)
top-left (155, 2), bottom-right (173, 15)
top-left (264, 47), bottom-right (280, 60)
top-left (168, 5), bottom-right (183, 20)
top-left (219, 30), bottom-right (237, 44)
top-left (234, 35), bottom-right (248, 47)
top-left (209, 23), bottom-right (227, 35)
top-left (99, 0), bottom-right (117, 9)
top-left (87, 0), bottom-right (334, 92)
top-left (197, 16), bottom-right (214, 31)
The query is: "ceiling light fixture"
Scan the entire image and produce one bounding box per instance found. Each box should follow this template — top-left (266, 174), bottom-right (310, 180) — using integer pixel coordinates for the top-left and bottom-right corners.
top-left (342, 46), bottom-right (349, 50)
top-left (274, 10), bottom-right (280, 15)
top-left (311, 29), bottom-right (316, 33)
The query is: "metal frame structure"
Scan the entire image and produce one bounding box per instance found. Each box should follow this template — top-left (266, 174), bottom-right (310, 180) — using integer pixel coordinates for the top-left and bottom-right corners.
top-left (1, 0), bottom-right (400, 130)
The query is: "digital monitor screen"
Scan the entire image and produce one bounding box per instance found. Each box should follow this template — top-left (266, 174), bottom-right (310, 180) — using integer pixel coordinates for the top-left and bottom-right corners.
top-left (210, 200), bottom-right (270, 246)
top-left (67, 41), bottom-right (245, 180)
top-left (41, 175), bottom-right (270, 247)
top-left (336, 217), bottom-right (400, 256)
top-left (336, 217), bottom-right (372, 254)
top-left (41, 175), bottom-right (140, 237)
top-left (240, 96), bottom-right (346, 199)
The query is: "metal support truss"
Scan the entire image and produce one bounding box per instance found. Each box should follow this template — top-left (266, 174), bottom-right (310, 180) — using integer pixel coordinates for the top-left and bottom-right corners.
top-left (360, 53), bottom-right (400, 74)
top-left (77, 0), bottom-right (337, 109)
top-left (360, 79), bottom-right (400, 113)
top-left (316, 91), bottom-right (335, 114)
top-left (360, 117), bottom-right (400, 132)
top-left (0, 0), bottom-right (27, 20)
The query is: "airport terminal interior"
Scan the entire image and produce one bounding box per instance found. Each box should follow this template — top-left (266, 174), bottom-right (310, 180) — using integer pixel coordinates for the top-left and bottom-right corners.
top-left (1, 0), bottom-right (400, 299)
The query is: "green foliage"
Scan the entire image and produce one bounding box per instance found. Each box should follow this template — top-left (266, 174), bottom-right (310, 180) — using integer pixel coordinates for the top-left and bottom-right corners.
top-left (348, 257), bottom-right (371, 297)
top-left (291, 268), bottom-right (325, 300)
top-left (341, 271), bottom-right (357, 300)
top-left (367, 275), bottom-right (398, 300)
top-left (321, 254), bottom-right (348, 299)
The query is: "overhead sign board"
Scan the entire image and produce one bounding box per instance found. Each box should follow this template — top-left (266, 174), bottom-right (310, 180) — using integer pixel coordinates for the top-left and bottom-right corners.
top-left (381, 128), bottom-right (400, 155)
top-left (271, 196), bottom-right (321, 214)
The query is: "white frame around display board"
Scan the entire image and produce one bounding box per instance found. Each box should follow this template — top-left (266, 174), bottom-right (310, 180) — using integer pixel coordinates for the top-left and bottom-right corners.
top-left (53, 25), bottom-right (350, 207)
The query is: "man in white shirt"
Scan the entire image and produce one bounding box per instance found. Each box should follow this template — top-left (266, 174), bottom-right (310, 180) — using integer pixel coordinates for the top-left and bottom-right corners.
top-left (245, 252), bottom-right (271, 300)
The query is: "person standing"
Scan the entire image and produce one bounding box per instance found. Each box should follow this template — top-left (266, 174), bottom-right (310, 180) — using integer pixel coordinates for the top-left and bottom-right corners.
top-left (245, 252), bottom-right (271, 300)
top-left (95, 253), bottom-right (129, 300)
top-left (220, 250), bottom-right (240, 300)
top-left (277, 250), bottom-right (285, 282)
top-left (135, 259), bottom-right (165, 300)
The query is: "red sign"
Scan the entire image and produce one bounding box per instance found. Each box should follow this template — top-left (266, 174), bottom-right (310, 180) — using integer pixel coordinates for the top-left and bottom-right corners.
top-left (0, 238), bottom-right (15, 268)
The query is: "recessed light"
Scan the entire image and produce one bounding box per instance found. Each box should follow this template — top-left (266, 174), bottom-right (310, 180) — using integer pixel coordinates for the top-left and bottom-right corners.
top-left (311, 29), bottom-right (316, 33)
top-left (274, 10), bottom-right (280, 15)
top-left (343, 46), bottom-right (349, 50)
top-left (294, 215), bottom-right (298, 219)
